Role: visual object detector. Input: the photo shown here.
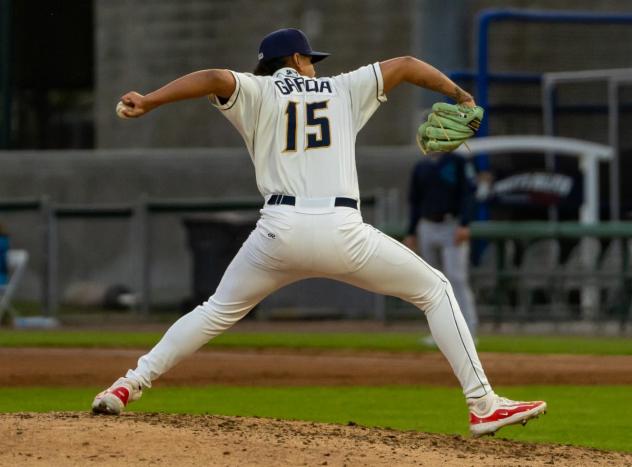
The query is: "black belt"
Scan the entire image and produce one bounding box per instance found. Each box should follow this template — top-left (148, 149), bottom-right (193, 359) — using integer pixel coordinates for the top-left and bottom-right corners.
top-left (267, 195), bottom-right (358, 210)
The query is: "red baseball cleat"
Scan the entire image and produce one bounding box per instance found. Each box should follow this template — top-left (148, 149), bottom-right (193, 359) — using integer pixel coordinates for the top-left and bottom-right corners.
top-left (91, 377), bottom-right (143, 415)
top-left (468, 392), bottom-right (547, 437)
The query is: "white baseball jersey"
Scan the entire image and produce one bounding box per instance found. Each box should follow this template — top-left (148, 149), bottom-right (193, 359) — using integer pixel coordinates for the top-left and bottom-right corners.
top-left (209, 63), bottom-right (387, 200)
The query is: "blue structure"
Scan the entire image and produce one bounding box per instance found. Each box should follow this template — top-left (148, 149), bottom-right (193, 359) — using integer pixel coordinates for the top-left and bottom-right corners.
top-left (450, 8), bottom-right (632, 170)
top-left (0, 234), bottom-right (9, 285)
top-left (445, 8), bottom-right (632, 250)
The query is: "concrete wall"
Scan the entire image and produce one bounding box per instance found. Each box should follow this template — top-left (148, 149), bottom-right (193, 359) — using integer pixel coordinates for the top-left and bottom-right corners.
top-left (0, 146), bottom-right (418, 308)
top-left (5, 0), bottom-right (632, 310)
top-left (94, 0), bottom-right (632, 148)
top-left (95, 0), bottom-right (417, 149)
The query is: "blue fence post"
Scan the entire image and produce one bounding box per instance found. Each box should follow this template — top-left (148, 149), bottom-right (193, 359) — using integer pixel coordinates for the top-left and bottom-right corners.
top-left (0, 233), bottom-right (8, 286)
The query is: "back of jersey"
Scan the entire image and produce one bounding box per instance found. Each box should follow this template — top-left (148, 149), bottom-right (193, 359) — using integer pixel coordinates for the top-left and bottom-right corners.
top-left (209, 63), bottom-right (386, 200)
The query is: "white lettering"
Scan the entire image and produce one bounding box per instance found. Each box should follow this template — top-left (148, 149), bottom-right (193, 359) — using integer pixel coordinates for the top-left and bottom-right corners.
top-left (274, 77), bottom-right (335, 96)
top-left (492, 173), bottom-right (573, 197)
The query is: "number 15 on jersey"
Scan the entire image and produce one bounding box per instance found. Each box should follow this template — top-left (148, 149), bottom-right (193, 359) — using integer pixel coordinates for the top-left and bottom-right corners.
top-left (284, 100), bottom-right (331, 152)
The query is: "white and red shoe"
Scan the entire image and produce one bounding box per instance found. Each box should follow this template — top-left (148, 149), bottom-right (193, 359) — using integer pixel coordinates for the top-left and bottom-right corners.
top-left (468, 392), bottom-right (547, 437)
top-left (91, 377), bottom-right (143, 415)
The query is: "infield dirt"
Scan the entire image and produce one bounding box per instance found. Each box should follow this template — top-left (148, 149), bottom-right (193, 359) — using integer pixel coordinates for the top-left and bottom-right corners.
top-left (3, 345), bottom-right (632, 465)
top-left (2, 347), bottom-right (632, 387)
top-left (3, 412), bottom-right (632, 467)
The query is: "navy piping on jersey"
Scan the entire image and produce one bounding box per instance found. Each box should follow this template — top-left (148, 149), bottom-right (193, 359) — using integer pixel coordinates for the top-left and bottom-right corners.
top-left (371, 63), bottom-right (380, 103)
top-left (252, 84), bottom-right (265, 159)
top-left (348, 88), bottom-right (354, 121)
top-left (222, 73), bottom-right (241, 111)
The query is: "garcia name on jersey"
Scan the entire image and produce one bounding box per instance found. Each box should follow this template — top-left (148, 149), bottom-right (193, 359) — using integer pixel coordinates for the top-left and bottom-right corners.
top-left (274, 69), bottom-right (335, 96)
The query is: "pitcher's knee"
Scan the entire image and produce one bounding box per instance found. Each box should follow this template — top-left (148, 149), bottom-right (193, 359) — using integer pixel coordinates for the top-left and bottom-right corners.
top-left (196, 295), bottom-right (252, 328)
top-left (404, 272), bottom-right (448, 313)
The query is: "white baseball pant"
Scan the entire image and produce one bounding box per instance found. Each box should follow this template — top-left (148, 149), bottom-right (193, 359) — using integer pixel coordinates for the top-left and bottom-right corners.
top-left (127, 202), bottom-right (491, 399)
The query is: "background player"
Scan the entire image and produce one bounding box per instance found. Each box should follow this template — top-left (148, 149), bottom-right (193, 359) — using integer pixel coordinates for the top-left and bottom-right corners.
top-left (404, 150), bottom-right (479, 344)
top-left (92, 28), bottom-right (546, 437)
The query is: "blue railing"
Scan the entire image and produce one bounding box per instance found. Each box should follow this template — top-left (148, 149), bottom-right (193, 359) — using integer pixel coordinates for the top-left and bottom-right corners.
top-left (476, 9), bottom-right (632, 136)
top-left (449, 9), bottom-right (632, 171)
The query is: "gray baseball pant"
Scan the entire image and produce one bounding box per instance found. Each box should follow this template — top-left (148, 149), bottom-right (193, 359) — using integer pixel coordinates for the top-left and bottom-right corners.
top-left (417, 219), bottom-right (478, 337)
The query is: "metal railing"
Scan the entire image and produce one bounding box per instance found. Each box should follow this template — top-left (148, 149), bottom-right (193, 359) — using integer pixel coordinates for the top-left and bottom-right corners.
top-left (474, 8), bottom-right (632, 138)
top-left (471, 221), bottom-right (632, 328)
top-left (1, 193), bottom-right (389, 318)
top-left (383, 221), bottom-right (632, 327)
top-left (447, 9), bottom-right (632, 173)
top-left (542, 68), bottom-right (632, 220)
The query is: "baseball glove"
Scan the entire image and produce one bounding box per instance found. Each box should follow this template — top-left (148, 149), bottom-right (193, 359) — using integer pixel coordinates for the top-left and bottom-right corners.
top-left (416, 102), bottom-right (484, 154)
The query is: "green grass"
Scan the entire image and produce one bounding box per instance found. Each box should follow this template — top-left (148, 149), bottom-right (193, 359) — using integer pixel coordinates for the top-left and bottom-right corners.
top-left (1, 385), bottom-right (631, 452)
top-left (2, 329), bottom-right (632, 355)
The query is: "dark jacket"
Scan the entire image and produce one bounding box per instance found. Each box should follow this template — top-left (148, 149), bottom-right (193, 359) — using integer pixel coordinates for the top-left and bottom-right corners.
top-left (407, 153), bottom-right (476, 235)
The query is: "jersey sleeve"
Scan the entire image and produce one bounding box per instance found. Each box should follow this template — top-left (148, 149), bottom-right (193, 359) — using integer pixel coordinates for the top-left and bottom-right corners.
top-left (208, 71), bottom-right (263, 151)
top-left (336, 62), bottom-right (387, 133)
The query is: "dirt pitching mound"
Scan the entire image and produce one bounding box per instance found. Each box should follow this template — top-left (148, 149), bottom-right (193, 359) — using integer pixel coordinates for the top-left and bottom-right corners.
top-left (3, 412), bottom-right (631, 467)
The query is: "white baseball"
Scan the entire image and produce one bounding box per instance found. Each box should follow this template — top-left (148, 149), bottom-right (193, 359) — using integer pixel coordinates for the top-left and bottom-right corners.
top-left (116, 101), bottom-right (131, 119)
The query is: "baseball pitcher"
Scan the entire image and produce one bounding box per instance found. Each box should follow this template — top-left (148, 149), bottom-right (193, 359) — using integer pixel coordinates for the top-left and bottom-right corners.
top-left (93, 28), bottom-right (546, 437)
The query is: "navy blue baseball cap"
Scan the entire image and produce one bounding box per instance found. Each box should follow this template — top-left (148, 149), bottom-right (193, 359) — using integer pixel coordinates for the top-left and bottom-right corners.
top-left (258, 28), bottom-right (330, 63)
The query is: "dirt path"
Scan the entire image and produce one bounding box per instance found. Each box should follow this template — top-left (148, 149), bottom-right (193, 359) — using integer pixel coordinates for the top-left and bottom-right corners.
top-left (3, 347), bottom-right (632, 465)
top-left (2, 347), bottom-right (632, 387)
top-left (2, 412), bottom-right (631, 467)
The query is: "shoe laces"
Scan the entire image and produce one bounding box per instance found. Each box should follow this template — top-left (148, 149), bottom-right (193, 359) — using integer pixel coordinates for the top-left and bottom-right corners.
top-left (495, 395), bottom-right (525, 407)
